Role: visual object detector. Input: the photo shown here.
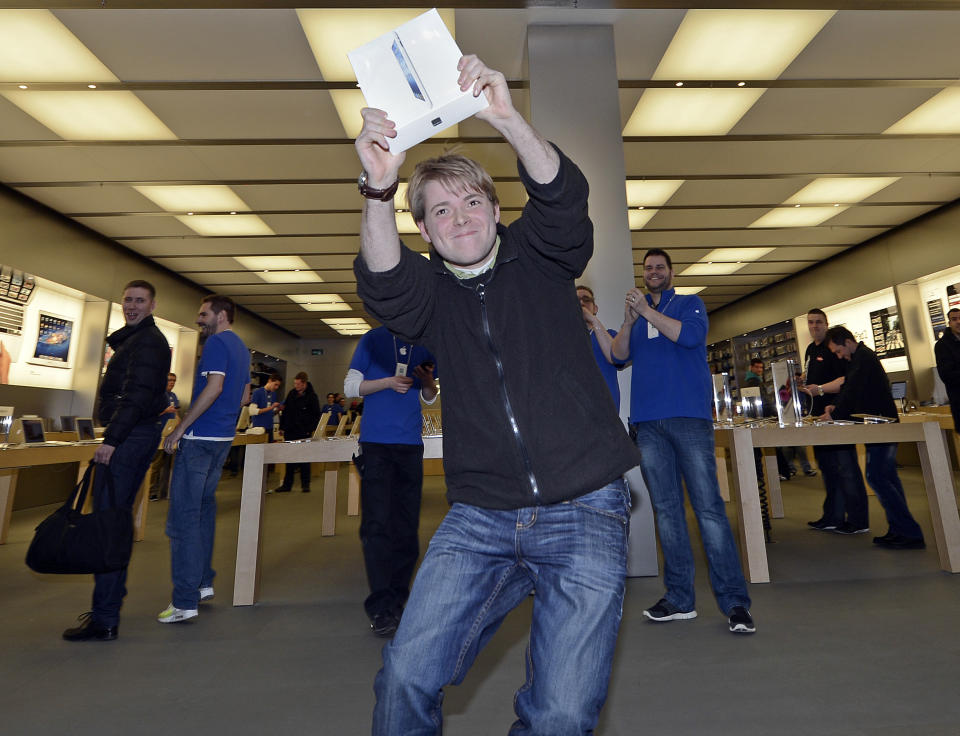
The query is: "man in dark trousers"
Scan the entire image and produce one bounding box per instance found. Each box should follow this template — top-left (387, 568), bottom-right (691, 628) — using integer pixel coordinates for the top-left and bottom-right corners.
top-left (273, 371), bottom-right (320, 492)
top-left (801, 308), bottom-right (869, 534)
top-left (63, 280), bottom-right (170, 641)
top-left (935, 307), bottom-right (960, 436)
top-left (344, 325), bottom-right (437, 637)
top-left (822, 325), bottom-right (925, 549)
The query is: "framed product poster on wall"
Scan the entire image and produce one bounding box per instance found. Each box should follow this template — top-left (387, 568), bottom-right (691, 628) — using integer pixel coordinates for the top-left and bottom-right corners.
top-left (869, 305), bottom-right (905, 360)
top-left (27, 311), bottom-right (74, 369)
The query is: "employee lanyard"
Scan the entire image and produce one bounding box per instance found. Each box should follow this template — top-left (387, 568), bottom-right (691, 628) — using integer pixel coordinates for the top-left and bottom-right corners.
top-left (394, 336), bottom-right (412, 377)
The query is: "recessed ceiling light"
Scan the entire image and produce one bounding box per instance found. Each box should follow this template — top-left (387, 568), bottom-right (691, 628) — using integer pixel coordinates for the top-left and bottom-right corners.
top-left (0, 10), bottom-right (117, 82)
top-left (623, 9), bottom-right (834, 136)
top-left (675, 81), bottom-right (684, 87)
top-left (135, 185), bottom-right (250, 213)
top-left (679, 262), bottom-right (745, 276)
top-left (2, 90), bottom-right (176, 140)
top-left (288, 294), bottom-right (351, 312)
top-left (737, 81), bottom-right (746, 87)
top-left (702, 247), bottom-right (774, 262)
top-left (17, 84), bottom-right (27, 89)
top-left (176, 214), bottom-right (274, 237)
top-left (885, 87), bottom-right (960, 134)
top-left (749, 177), bottom-right (899, 228)
top-left (87, 84), bottom-right (96, 89)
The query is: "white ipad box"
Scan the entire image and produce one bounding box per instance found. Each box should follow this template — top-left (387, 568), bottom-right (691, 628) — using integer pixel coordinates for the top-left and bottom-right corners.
top-left (348, 9), bottom-right (489, 154)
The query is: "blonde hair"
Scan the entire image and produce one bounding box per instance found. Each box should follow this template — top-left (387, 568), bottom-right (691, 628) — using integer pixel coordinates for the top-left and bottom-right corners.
top-left (406, 154), bottom-right (498, 223)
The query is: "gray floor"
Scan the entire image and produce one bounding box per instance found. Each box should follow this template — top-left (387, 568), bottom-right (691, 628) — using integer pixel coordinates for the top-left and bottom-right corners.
top-left (2, 462), bottom-right (960, 735)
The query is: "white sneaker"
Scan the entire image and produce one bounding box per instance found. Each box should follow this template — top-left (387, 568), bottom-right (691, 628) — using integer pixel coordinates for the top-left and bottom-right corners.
top-left (157, 604), bottom-right (198, 623)
top-left (199, 587), bottom-right (215, 602)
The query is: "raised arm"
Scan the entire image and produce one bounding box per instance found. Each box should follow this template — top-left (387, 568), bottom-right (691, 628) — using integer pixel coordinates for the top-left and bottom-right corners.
top-left (355, 108), bottom-right (407, 273)
top-left (459, 55), bottom-right (559, 184)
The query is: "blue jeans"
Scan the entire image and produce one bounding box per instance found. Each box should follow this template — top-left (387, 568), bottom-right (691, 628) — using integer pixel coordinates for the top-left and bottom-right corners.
top-left (166, 438), bottom-right (233, 609)
top-left (633, 417), bottom-right (750, 614)
top-left (373, 482), bottom-right (629, 735)
top-left (865, 443), bottom-right (924, 539)
top-left (92, 420), bottom-right (164, 627)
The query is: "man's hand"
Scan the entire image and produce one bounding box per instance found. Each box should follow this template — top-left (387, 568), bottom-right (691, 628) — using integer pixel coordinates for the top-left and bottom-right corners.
top-left (581, 305), bottom-right (599, 329)
top-left (387, 375), bottom-right (415, 394)
top-left (624, 287), bottom-right (647, 325)
top-left (412, 364), bottom-right (436, 392)
top-left (459, 54), bottom-right (514, 124)
top-left (162, 404), bottom-right (177, 415)
top-left (93, 443), bottom-right (115, 465)
top-left (163, 426), bottom-right (184, 455)
top-left (355, 107), bottom-right (406, 189)
top-left (818, 406), bottom-right (836, 421)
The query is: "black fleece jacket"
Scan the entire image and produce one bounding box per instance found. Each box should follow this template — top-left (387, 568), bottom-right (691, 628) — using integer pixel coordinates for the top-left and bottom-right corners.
top-left (355, 147), bottom-right (640, 510)
top-left (934, 329), bottom-right (960, 430)
top-left (279, 382), bottom-right (321, 441)
top-left (98, 315), bottom-right (170, 447)
top-left (830, 342), bottom-right (898, 421)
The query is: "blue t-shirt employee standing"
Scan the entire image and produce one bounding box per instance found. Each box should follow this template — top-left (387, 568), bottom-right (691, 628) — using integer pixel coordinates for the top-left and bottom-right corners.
top-left (160, 294), bottom-right (250, 623)
top-left (249, 373), bottom-right (282, 440)
top-left (344, 325), bottom-right (437, 637)
top-left (611, 248), bottom-right (755, 634)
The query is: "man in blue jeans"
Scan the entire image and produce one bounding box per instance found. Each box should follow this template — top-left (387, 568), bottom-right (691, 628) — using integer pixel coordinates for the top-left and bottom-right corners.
top-left (611, 248), bottom-right (755, 634)
top-left (63, 280), bottom-right (170, 642)
top-left (160, 294), bottom-right (250, 622)
top-left (354, 54), bottom-right (640, 734)
top-left (821, 325), bottom-right (925, 549)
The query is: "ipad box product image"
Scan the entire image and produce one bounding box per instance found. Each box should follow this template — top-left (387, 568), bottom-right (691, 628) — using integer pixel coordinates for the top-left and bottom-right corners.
top-left (348, 8), bottom-right (489, 154)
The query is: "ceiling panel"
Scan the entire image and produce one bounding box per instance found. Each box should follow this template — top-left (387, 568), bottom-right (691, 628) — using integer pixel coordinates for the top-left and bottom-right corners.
top-left (1, 5), bottom-right (958, 339)
top-left (137, 90), bottom-right (347, 140)
top-left (56, 9), bottom-right (322, 82)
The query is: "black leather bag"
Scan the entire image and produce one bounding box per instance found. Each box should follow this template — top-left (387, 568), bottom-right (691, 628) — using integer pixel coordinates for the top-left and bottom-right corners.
top-left (25, 461), bottom-right (133, 575)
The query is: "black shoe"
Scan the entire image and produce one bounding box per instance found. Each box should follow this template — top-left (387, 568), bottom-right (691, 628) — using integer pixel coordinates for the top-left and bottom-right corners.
top-left (874, 534), bottom-right (925, 550)
top-left (271, 486), bottom-right (291, 493)
top-left (804, 469), bottom-right (818, 477)
top-left (370, 612), bottom-right (399, 638)
top-left (301, 487), bottom-right (311, 493)
top-left (63, 612), bottom-right (118, 642)
top-left (643, 598), bottom-right (697, 622)
top-left (728, 606), bottom-right (756, 634)
top-left (808, 518), bottom-right (838, 531)
top-left (833, 522), bottom-right (870, 535)
top-left (873, 531), bottom-right (895, 544)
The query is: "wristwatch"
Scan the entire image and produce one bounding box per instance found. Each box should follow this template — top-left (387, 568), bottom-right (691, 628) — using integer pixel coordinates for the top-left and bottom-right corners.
top-left (358, 170), bottom-right (399, 202)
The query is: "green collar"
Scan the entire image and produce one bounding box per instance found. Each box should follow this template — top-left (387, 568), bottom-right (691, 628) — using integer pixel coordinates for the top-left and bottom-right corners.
top-left (443, 236), bottom-right (500, 280)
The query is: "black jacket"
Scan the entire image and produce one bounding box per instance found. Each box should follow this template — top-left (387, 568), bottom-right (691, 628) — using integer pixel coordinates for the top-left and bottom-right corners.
top-left (934, 329), bottom-right (960, 430)
top-left (279, 382), bottom-right (321, 440)
top-left (98, 315), bottom-right (171, 447)
top-left (830, 342), bottom-right (898, 421)
top-left (355, 147), bottom-right (640, 510)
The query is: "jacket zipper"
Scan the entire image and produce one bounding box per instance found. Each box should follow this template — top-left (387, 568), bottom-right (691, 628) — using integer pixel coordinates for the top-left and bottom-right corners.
top-left (476, 282), bottom-right (540, 500)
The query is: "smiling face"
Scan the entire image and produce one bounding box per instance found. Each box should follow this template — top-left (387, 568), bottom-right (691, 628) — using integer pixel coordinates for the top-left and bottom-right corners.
top-left (642, 254), bottom-right (673, 294)
top-left (122, 287), bottom-right (156, 327)
top-left (417, 180), bottom-right (500, 270)
top-left (196, 301), bottom-right (225, 339)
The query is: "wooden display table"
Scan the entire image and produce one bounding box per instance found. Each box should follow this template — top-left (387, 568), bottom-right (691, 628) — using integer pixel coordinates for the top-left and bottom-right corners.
top-left (1, 444), bottom-right (98, 544)
top-left (1, 432), bottom-right (267, 547)
top-left (233, 436), bottom-right (442, 606)
top-left (715, 421), bottom-right (960, 584)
